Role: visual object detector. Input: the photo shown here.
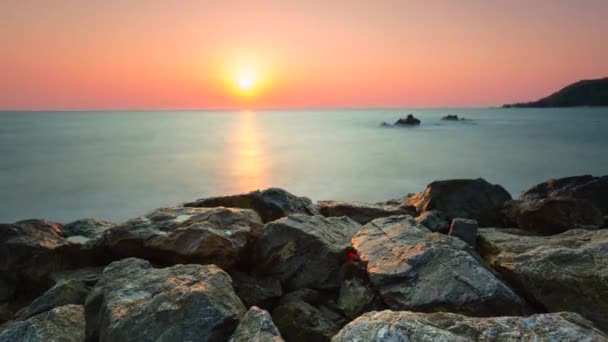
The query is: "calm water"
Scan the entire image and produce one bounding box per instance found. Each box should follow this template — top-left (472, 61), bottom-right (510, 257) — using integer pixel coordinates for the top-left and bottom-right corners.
top-left (1, 108), bottom-right (607, 223)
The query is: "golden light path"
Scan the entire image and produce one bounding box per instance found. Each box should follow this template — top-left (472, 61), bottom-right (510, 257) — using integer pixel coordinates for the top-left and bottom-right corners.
top-left (230, 111), bottom-right (269, 192)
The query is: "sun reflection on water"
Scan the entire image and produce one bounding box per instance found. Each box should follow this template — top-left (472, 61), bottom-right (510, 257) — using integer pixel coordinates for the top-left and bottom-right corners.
top-left (229, 111), bottom-right (269, 192)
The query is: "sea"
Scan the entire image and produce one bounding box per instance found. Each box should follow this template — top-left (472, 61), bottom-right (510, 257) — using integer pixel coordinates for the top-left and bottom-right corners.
top-left (1, 108), bottom-right (607, 223)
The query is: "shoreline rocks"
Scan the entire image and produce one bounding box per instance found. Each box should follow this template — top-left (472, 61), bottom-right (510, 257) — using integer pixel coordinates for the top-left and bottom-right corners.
top-left (1, 176), bottom-right (607, 340)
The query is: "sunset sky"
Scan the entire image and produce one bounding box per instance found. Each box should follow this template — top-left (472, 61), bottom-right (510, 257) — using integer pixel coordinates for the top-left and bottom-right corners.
top-left (2, 0), bottom-right (607, 110)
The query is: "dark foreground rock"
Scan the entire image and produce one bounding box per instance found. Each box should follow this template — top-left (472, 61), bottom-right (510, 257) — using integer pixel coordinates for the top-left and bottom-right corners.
top-left (317, 200), bottom-right (415, 225)
top-left (408, 178), bottom-right (512, 226)
top-left (332, 310), bottom-right (608, 341)
top-left (17, 279), bottom-right (90, 320)
top-left (85, 258), bottom-right (246, 342)
top-left (448, 218), bottom-right (478, 247)
top-left (230, 270), bottom-right (282, 309)
top-left (254, 215), bottom-right (360, 291)
top-left (93, 206), bottom-right (263, 269)
top-left (61, 218), bottom-right (115, 244)
top-left (479, 228), bottom-right (608, 331)
top-left (230, 306), bottom-right (284, 342)
top-left (351, 216), bottom-right (529, 316)
top-left (503, 198), bottom-right (603, 235)
top-left (0, 305), bottom-right (85, 342)
top-left (415, 210), bottom-right (449, 233)
top-left (521, 175), bottom-right (608, 214)
top-left (272, 289), bottom-right (345, 342)
top-left (185, 188), bottom-right (318, 223)
top-left (394, 114), bottom-right (421, 126)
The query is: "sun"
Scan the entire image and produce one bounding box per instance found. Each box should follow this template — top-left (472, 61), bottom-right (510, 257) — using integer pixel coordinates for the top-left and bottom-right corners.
top-left (234, 70), bottom-right (257, 94)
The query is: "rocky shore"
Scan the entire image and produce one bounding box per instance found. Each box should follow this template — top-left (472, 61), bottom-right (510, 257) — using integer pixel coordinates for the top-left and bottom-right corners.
top-left (1, 176), bottom-right (607, 341)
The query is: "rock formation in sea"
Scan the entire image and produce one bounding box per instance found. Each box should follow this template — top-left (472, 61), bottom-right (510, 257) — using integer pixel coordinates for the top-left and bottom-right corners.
top-left (1, 180), bottom-right (607, 341)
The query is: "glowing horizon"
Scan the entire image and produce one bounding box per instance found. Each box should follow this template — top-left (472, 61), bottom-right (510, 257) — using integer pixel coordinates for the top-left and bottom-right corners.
top-left (1, 1), bottom-right (608, 110)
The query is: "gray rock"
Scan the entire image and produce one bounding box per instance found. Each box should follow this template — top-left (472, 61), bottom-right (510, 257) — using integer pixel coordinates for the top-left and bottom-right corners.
top-left (18, 279), bottom-right (90, 320)
top-left (337, 277), bottom-right (384, 319)
top-left (478, 228), bottom-right (608, 331)
top-left (351, 216), bottom-right (529, 316)
top-left (254, 215), bottom-right (360, 291)
top-left (230, 271), bottom-right (282, 308)
top-left (62, 218), bottom-right (115, 244)
top-left (93, 206), bottom-right (263, 269)
top-left (185, 188), bottom-right (318, 223)
top-left (332, 310), bottom-right (608, 342)
top-left (503, 198), bottom-right (603, 235)
top-left (50, 267), bottom-right (104, 286)
top-left (230, 306), bottom-right (284, 342)
top-left (521, 175), bottom-right (608, 214)
top-left (272, 290), bottom-right (344, 342)
top-left (0, 305), bottom-right (85, 342)
top-left (317, 200), bottom-right (415, 225)
top-left (449, 218), bottom-right (478, 247)
top-left (407, 178), bottom-right (512, 227)
top-left (416, 210), bottom-right (449, 233)
top-left (85, 258), bottom-right (246, 342)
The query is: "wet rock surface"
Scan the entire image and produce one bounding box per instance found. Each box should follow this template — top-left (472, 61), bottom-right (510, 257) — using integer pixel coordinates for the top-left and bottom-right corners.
top-left (332, 310), bottom-right (608, 341)
top-left (503, 197), bottom-right (603, 235)
top-left (93, 206), bottom-right (263, 269)
top-left (478, 228), bottom-right (608, 331)
top-left (254, 215), bottom-right (360, 291)
top-left (85, 258), bottom-right (246, 342)
top-left (230, 306), bottom-right (284, 342)
top-left (408, 178), bottom-right (512, 226)
top-left (352, 216), bottom-right (529, 316)
top-left (317, 200), bottom-right (415, 225)
top-left (0, 305), bottom-right (85, 342)
top-left (185, 188), bottom-right (318, 223)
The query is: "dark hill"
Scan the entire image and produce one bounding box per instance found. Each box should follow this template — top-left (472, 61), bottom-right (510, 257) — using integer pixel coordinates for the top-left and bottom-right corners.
top-left (503, 77), bottom-right (608, 108)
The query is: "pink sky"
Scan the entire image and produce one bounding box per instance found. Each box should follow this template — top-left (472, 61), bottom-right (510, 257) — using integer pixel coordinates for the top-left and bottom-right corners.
top-left (1, 0), bottom-right (607, 110)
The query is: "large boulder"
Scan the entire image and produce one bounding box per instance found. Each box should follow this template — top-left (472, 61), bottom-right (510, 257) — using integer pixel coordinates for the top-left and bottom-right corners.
top-left (351, 216), bottom-right (529, 316)
top-left (230, 306), bottom-right (284, 342)
top-left (317, 200), bottom-right (415, 225)
top-left (503, 198), bottom-right (603, 235)
top-left (332, 310), bottom-right (607, 341)
top-left (93, 206), bottom-right (263, 269)
top-left (415, 210), bottom-right (449, 233)
top-left (448, 218), bottom-right (478, 247)
top-left (0, 219), bottom-right (89, 303)
top-left (0, 305), bottom-right (85, 342)
top-left (254, 215), bottom-right (360, 291)
top-left (478, 228), bottom-right (608, 331)
top-left (185, 188), bottom-right (318, 223)
top-left (407, 178), bottom-right (512, 226)
top-left (85, 258), bottom-right (246, 342)
top-left (61, 218), bottom-right (115, 244)
top-left (17, 279), bottom-right (90, 320)
top-left (521, 175), bottom-right (608, 214)
top-left (272, 289), bottom-right (345, 342)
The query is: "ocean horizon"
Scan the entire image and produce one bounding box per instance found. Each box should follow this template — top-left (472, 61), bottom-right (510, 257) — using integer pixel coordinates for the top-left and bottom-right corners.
top-left (1, 107), bottom-right (607, 223)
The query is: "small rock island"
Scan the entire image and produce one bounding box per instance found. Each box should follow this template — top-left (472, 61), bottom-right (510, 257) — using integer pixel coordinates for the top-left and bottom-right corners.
top-left (1, 177), bottom-right (607, 341)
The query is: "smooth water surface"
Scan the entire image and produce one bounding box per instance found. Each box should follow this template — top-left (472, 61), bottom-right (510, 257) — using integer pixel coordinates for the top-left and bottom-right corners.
top-left (1, 108), bottom-right (607, 222)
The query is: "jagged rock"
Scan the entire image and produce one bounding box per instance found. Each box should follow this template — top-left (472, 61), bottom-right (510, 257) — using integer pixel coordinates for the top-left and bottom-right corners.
top-left (93, 206), bottom-right (263, 269)
top-left (61, 218), bottom-right (115, 244)
top-left (317, 200), bottom-right (415, 225)
top-left (254, 215), bottom-right (360, 291)
top-left (332, 310), bottom-right (608, 341)
top-left (448, 218), bottom-right (478, 247)
top-left (184, 188), bottom-right (318, 223)
top-left (230, 306), bottom-right (284, 342)
top-left (416, 210), bottom-right (449, 233)
top-left (394, 114), bottom-right (421, 126)
top-left (503, 198), bottom-right (603, 235)
top-left (50, 267), bottom-right (104, 286)
top-left (85, 258), bottom-right (246, 342)
top-left (272, 289), bottom-right (344, 342)
top-left (351, 216), bottom-right (529, 316)
top-left (230, 271), bottom-right (282, 308)
top-left (0, 305), bottom-right (85, 342)
top-left (17, 279), bottom-right (90, 320)
top-left (337, 277), bottom-right (384, 319)
top-left (407, 178), bottom-right (512, 227)
top-left (0, 219), bottom-right (87, 301)
top-left (521, 175), bottom-right (608, 214)
top-left (478, 228), bottom-right (608, 331)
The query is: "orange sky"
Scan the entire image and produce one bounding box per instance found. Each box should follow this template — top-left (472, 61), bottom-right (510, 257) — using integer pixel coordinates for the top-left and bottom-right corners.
top-left (1, 0), bottom-right (607, 110)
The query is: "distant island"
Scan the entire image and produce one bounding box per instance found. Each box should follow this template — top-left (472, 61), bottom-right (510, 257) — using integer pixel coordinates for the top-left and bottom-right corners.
top-left (503, 77), bottom-right (608, 108)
